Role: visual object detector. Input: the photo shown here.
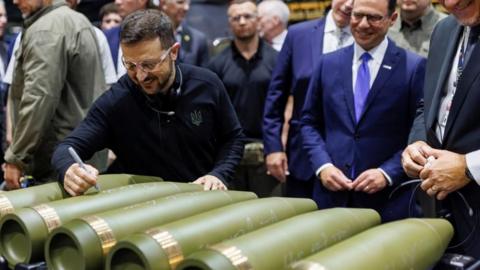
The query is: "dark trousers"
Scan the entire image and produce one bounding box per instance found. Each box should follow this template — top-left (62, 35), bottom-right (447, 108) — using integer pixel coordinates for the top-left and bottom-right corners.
top-left (445, 193), bottom-right (480, 259)
top-left (285, 175), bottom-right (314, 199)
top-left (231, 162), bottom-right (283, 198)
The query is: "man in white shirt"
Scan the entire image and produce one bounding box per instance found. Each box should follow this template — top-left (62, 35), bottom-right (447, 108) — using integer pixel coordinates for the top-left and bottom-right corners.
top-left (257, 0), bottom-right (290, 51)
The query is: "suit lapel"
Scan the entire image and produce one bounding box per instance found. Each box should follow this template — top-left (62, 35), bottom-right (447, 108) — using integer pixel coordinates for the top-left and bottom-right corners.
top-left (358, 40), bottom-right (399, 123)
top-left (426, 24), bottom-right (462, 130)
top-left (178, 24), bottom-right (192, 63)
top-left (341, 46), bottom-right (356, 124)
top-left (443, 35), bottom-right (480, 143)
top-left (180, 25), bottom-right (192, 53)
top-left (311, 19), bottom-right (325, 67)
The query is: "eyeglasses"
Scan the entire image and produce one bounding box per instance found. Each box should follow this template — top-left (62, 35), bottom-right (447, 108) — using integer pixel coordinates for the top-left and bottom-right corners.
top-left (229, 13), bottom-right (257, 23)
top-left (122, 46), bottom-right (173, 73)
top-left (351, 12), bottom-right (387, 24)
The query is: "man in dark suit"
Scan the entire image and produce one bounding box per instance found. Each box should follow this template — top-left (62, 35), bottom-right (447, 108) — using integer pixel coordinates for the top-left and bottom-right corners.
top-left (263, 0), bottom-right (354, 198)
top-left (160, 0), bottom-right (209, 67)
top-left (402, 0), bottom-right (480, 258)
top-left (301, 0), bottom-right (425, 221)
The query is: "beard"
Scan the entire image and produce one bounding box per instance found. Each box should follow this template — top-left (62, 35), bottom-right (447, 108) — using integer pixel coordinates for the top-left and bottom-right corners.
top-left (135, 60), bottom-right (176, 95)
top-left (235, 31), bottom-right (257, 42)
top-left (156, 60), bottom-right (176, 94)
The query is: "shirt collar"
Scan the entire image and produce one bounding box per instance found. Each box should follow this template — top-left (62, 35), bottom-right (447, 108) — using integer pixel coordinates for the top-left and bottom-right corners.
top-left (272, 29), bottom-right (287, 46)
top-left (231, 38), bottom-right (264, 60)
top-left (353, 37), bottom-right (389, 65)
top-left (324, 10), bottom-right (352, 34)
top-left (24, 0), bottom-right (66, 28)
top-left (401, 18), bottom-right (422, 30)
top-left (176, 25), bottom-right (184, 34)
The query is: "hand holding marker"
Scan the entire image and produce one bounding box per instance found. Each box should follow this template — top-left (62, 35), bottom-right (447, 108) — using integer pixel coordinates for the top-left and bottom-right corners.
top-left (68, 147), bottom-right (100, 190)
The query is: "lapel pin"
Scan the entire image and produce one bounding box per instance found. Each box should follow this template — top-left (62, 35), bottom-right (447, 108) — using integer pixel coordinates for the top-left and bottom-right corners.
top-left (382, 65), bottom-right (392, 70)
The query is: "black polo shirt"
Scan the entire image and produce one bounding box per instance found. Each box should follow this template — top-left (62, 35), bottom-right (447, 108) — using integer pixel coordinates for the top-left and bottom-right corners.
top-left (208, 39), bottom-right (278, 141)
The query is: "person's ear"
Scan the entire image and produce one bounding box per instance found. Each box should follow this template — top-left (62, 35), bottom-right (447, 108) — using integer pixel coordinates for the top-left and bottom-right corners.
top-left (170, 42), bottom-right (181, 61)
top-left (389, 11), bottom-right (398, 27)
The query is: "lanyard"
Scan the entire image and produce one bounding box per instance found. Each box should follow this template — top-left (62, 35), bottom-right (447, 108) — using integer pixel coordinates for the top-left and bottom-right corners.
top-left (438, 28), bottom-right (471, 139)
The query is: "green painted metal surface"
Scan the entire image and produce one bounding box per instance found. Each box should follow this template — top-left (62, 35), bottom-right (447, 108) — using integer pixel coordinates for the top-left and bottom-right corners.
top-left (290, 218), bottom-right (453, 270)
top-left (45, 190), bottom-right (257, 270)
top-left (106, 197), bottom-right (318, 270)
top-left (0, 181), bottom-right (194, 265)
top-left (177, 208), bottom-right (381, 270)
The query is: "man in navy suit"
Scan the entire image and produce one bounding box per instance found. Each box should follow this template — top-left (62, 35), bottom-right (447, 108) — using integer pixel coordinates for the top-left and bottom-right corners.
top-left (402, 0), bottom-right (480, 258)
top-left (300, 0), bottom-right (425, 221)
top-left (160, 0), bottom-right (209, 67)
top-left (263, 0), bottom-right (354, 198)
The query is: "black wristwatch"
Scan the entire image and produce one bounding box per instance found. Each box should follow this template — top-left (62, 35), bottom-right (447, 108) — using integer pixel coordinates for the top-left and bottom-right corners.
top-left (465, 167), bottom-right (475, 181)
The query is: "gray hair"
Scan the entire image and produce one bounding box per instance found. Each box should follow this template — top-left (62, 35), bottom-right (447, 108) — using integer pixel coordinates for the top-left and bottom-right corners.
top-left (258, 0), bottom-right (290, 26)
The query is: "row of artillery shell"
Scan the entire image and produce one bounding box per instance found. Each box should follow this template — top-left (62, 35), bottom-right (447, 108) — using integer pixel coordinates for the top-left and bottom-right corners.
top-left (0, 174), bottom-right (454, 270)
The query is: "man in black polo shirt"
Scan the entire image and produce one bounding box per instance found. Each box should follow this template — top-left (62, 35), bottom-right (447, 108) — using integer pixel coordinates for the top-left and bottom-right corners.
top-left (208, 0), bottom-right (278, 197)
top-left (51, 10), bottom-right (245, 196)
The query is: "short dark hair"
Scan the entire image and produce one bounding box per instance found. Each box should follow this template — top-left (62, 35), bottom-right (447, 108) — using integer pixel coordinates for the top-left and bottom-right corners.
top-left (99, 3), bottom-right (118, 20)
top-left (120, 9), bottom-right (175, 48)
top-left (388, 0), bottom-right (396, 15)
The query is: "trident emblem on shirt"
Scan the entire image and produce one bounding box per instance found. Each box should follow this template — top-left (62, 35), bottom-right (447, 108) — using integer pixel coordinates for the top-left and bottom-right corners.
top-left (191, 110), bottom-right (202, 126)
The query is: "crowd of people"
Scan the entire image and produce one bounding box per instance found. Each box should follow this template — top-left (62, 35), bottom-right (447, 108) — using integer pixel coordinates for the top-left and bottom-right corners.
top-left (0, 0), bottom-right (478, 259)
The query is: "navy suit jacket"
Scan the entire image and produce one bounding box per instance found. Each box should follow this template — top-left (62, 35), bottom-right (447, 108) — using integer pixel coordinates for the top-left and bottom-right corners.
top-left (104, 26), bottom-right (121, 72)
top-left (410, 16), bottom-right (480, 257)
top-left (301, 40), bottom-right (425, 214)
top-left (178, 24), bottom-right (209, 67)
top-left (263, 18), bottom-right (326, 181)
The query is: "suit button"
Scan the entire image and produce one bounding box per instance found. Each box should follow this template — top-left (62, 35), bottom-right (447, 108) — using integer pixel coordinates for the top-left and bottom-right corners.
top-left (354, 134), bottom-right (360, 140)
top-left (345, 164), bottom-right (351, 169)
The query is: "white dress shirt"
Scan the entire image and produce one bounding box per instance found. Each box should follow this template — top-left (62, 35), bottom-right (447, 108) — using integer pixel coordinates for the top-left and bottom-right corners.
top-left (271, 29), bottom-right (287, 52)
top-left (93, 27), bottom-right (118, 85)
top-left (352, 38), bottom-right (388, 91)
top-left (3, 33), bottom-right (21, 85)
top-left (323, 10), bottom-right (354, 54)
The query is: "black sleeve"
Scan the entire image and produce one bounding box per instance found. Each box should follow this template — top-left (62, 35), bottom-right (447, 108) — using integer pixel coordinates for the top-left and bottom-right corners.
top-left (51, 95), bottom-right (112, 183)
top-left (208, 78), bottom-right (245, 183)
top-left (198, 34), bottom-right (210, 68)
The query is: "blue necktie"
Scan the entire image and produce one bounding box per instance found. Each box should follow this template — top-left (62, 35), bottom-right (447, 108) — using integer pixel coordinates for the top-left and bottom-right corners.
top-left (354, 52), bottom-right (371, 122)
